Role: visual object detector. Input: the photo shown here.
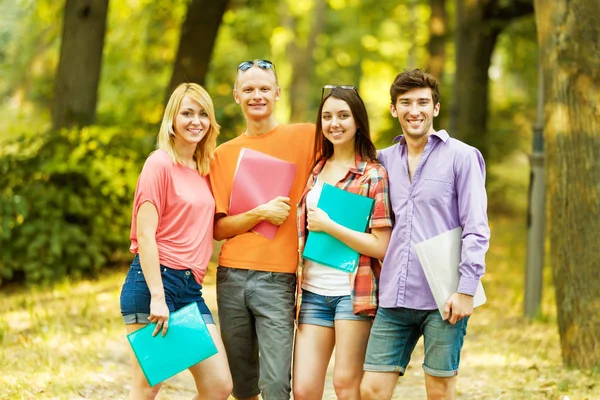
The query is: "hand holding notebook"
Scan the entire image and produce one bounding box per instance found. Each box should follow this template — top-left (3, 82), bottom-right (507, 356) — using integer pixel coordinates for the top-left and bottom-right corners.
top-left (414, 227), bottom-right (486, 320)
top-left (302, 183), bottom-right (374, 273)
top-left (229, 148), bottom-right (297, 239)
top-left (126, 303), bottom-right (218, 386)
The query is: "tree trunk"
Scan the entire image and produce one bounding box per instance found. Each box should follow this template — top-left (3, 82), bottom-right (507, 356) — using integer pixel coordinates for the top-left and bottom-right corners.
top-left (286, 0), bottom-right (326, 123)
top-left (52, 0), bottom-right (109, 130)
top-left (450, 0), bottom-right (533, 160)
top-left (426, 0), bottom-right (448, 81)
top-left (165, 0), bottom-right (229, 102)
top-left (535, 0), bottom-right (600, 369)
top-left (451, 3), bottom-right (500, 160)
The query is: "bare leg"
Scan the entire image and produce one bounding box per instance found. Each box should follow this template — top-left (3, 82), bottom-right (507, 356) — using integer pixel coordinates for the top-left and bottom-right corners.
top-left (126, 324), bottom-right (162, 400)
top-left (188, 324), bottom-right (233, 400)
top-left (292, 324), bottom-right (336, 400)
top-left (331, 320), bottom-right (371, 400)
top-left (424, 374), bottom-right (456, 400)
top-left (360, 371), bottom-right (399, 400)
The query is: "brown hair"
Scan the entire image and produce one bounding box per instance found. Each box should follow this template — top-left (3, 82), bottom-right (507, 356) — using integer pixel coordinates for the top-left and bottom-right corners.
top-left (390, 69), bottom-right (440, 105)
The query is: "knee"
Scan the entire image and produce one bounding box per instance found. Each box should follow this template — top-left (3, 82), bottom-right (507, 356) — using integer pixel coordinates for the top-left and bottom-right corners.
top-left (333, 372), bottom-right (359, 399)
top-left (360, 379), bottom-right (383, 400)
top-left (208, 386), bottom-right (233, 400)
top-left (202, 374), bottom-right (233, 400)
top-left (130, 382), bottom-right (162, 399)
top-left (292, 381), bottom-right (320, 400)
top-left (425, 376), bottom-right (455, 400)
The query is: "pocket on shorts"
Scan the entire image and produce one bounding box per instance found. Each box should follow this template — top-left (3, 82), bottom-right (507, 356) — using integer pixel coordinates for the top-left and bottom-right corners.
top-left (216, 266), bottom-right (231, 283)
top-left (270, 272), bottom-right (296, 286)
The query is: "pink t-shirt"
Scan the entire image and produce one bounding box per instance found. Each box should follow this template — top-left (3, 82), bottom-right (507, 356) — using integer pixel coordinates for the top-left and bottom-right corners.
top-left (129, 149), bottom-right (214, 285)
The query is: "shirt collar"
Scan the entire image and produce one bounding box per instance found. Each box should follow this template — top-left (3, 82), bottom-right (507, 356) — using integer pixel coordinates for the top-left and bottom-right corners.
top-left (312, 154), bottom-right (368, 176)
top-left (392, 129), bottom-right (449, 145)
top-left (350, 154), bottom-right (368, 175)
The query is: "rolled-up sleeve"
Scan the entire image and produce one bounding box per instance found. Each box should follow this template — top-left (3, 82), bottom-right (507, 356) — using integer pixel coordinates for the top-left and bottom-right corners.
top-left (369, 165), bottom-right (393, 229)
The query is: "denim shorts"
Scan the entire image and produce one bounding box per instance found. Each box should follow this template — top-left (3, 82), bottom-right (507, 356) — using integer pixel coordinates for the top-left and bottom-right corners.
top-left (216, 266), bottom-right (296, 400)
top-left (298, 289), bottom-right (372, 328)
top-left (120, 254), bottom-right (214, 325)
top-left (364, 307), bottom-right (468, 377)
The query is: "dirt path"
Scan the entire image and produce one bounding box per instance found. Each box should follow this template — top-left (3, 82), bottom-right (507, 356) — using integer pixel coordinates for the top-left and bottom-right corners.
top-left (7, 218), bottom-right (592, 399)
top-left (6, 272), bottom-right (588, 399)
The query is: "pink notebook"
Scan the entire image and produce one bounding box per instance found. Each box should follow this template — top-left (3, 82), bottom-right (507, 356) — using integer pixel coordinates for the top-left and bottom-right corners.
top-left (229, 148), bottom-right (297, 239)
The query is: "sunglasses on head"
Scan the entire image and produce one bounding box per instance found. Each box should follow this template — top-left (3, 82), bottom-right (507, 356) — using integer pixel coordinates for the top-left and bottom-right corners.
top-left (237, 59), bottom-right (274, 71)
top-left (321, 84), bottom-right (358, 100)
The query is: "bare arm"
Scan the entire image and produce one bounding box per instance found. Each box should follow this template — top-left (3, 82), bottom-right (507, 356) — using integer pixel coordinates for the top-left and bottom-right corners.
top-left (307, 207), bottom-right (392, 259)
top-left (213, 196), bottom-right (291, 241)
top-left (136, 201), bottom-right (169, 336)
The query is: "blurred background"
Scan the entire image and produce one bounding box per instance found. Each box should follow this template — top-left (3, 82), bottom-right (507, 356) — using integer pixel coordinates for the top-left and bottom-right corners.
top-left (1, 1), bottom-right (598, 397)
top-left (0, 0), bottom-right (537, 285)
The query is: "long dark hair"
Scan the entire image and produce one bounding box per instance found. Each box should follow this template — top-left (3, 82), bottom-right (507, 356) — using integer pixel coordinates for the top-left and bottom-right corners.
top-left (313, 86), bottom-right (377, 163)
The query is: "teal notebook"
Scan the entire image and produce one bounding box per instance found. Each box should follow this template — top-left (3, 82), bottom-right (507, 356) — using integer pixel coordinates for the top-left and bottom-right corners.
top-left (126, 302), bottom-right (218, 387)
top-left (302, 183), bottom-right (375, 273)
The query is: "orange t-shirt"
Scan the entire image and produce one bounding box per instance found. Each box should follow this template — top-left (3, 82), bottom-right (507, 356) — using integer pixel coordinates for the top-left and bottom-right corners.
top-left (130, 149), bottom-right (215, 285)
top-left (209, 123), bottom-right (315, 273)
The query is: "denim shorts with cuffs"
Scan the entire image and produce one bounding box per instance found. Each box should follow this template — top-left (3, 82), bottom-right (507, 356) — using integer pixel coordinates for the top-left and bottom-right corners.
top-left (298, 289), bottom-right (372, 328)
top-left (120, 254), bottom-right (214, 325)
top-left (364, 307), bottom-right (468, 378)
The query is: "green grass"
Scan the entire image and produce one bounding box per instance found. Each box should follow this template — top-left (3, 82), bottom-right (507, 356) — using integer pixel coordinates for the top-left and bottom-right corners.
top-left (0, 216), bottom-right (598, 399)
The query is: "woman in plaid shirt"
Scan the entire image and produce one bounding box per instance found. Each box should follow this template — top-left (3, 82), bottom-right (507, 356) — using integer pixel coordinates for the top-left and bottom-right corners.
top-left (293, 86), bottom-right (393, 400)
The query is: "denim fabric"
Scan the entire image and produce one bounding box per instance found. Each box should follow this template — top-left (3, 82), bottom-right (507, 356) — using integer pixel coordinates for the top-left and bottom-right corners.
top-left (216, 266), bottom-right (295, 400)
top-left (364, 307), bottom-right (468, 377)
top-left (297, 289), bottom-right (373, 328)
top-left (120, 254), bottom-right (214, 325)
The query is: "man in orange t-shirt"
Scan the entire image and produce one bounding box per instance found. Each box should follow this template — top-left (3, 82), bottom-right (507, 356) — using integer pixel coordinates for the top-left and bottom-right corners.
top-left (209, 60), bottom-right (315, 400)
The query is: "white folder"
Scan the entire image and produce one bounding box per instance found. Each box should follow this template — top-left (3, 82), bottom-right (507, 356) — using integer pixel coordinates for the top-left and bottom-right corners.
top-left (414, 227), bottom-right (486, 319)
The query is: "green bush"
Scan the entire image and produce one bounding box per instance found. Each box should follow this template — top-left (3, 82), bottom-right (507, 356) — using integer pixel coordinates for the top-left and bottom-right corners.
top-left (0, 126), bottom-right (154, 285)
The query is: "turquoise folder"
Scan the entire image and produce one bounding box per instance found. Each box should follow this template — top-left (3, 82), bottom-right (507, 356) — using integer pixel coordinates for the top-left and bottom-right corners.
top-left (126, 302), bottom-right (218, 386)
top-left (302, 183), bottom-right (375, 273)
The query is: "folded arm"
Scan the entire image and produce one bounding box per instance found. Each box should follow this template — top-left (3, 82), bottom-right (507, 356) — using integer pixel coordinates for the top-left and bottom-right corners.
top-left (307, 207), bottom-right (391, 259)
top-left (213, 196), bottom-right (291, 241)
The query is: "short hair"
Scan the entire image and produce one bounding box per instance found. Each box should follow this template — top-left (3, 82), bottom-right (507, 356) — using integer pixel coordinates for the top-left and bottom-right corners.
top-left (235, 61), bottom-right (279, 89)
top-left (390, 69), bottom-right (440, 105)
top-left (157, 83), bottom-right (220, 176)
top-left (314, 87), bottom-right (377, 162)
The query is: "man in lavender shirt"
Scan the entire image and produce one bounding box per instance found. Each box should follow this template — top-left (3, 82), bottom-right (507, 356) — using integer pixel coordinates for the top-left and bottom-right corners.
top-left (360, 69), bottom-right (490, 400)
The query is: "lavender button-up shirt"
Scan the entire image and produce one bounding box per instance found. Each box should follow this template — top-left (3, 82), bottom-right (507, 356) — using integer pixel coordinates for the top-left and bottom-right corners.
top-left (378, 130), bottom-right (490, 310)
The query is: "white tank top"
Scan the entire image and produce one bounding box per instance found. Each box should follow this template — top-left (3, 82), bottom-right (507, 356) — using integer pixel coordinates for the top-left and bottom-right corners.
top-left (302, 175), bottom-right (351, 296)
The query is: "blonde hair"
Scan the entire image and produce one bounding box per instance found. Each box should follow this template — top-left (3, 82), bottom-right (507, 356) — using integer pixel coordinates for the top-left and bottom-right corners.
top-left (157, 83), bottom-right (220, 175)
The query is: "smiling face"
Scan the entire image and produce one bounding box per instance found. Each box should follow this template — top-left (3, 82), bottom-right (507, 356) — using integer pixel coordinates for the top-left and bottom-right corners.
top-left (173, 95), bottom-right (210, 146)
top-left (321, 97), bottom-right (357, 148)
top-left (390, 87), bottom-right (440, 140)
top-left (233, 66), bottom-right (280, 121)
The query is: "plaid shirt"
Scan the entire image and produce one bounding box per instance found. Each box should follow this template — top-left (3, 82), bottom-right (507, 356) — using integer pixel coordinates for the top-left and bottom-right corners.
top-left (296, 155), bottom-right (393, 317)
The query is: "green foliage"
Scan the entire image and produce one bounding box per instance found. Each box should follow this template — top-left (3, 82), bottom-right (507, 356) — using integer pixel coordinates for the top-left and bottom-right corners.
top-left (0, 126), bottom-right (154, 286)
top-left (486, 152), bottom-right (530, 216)
top-left (97, 0), bottom-right (188, 126)
top-left (0, 0), bottom-right (63, 106)
top-left (0, 0), bottom-right (543, 285)
top-left (487, 15), bottom-right (539, 163)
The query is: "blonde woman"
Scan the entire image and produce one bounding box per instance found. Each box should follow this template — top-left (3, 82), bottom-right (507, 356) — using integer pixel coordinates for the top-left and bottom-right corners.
top-left (119, 83), bottom-right (232, 399)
